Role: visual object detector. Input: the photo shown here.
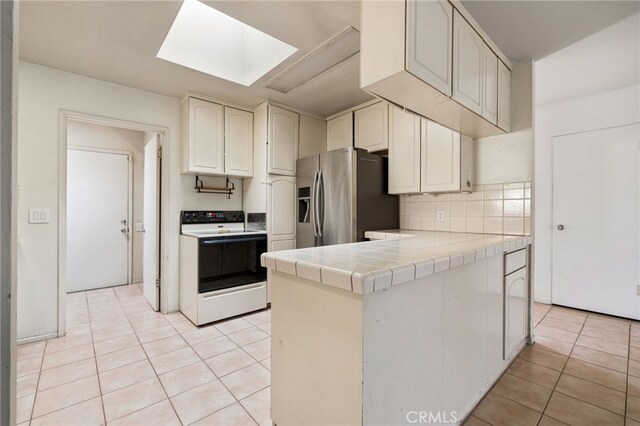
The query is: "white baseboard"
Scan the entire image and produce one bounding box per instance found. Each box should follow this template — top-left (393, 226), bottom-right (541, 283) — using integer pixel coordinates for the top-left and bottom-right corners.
top-left (17, 332), bottom-right (58, 345)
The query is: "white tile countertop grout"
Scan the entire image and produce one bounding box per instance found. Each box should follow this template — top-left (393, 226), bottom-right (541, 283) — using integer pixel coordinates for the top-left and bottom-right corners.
top-left (260, 230), bottom-right (533, 295)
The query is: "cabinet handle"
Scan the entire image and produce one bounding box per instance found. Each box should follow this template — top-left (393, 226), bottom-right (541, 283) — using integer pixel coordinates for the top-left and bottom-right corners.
top-left (556, 224), bottom-right (564, 231)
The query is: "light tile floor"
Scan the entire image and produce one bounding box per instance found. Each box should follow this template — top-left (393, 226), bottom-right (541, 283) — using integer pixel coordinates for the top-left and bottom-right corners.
top-left (17, 286), bottom-right (640, 426)
top-left (467, 302), bottom-right (640, 426)
top-left (17, 285), bottom-right (272, 425)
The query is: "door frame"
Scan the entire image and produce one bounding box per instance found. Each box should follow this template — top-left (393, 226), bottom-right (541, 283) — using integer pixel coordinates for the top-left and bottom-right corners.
top-left (67, 145), bottom-right (134, 287)
top-left (58, 110), bottom-right (167, 337)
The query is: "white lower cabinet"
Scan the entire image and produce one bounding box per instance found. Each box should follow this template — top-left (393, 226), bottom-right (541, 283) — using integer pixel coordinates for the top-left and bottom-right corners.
top-left (504, 266), bottom-right (528, 360)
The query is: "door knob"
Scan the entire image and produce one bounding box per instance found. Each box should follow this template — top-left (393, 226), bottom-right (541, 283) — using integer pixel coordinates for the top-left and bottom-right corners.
top-left (556, 224), bottom-right (565, 230)
top-left (121, 228), bottom-right (128, 233)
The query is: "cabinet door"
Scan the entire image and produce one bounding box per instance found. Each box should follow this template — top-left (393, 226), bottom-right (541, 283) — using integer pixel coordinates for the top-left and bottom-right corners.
top-left (188, 98), bottom-right (225, 174)
top-left (504, 267), bottom-right (527, 360)
top-left (388, 106), bottom-right (421, 194)
top-left (497, 60), bottom-right (511, 132)
top-left (268, 106), bottom-right (299, 176)
top-left (299, 115), bottom-right (327, 159)
top-left (354, 102), bottom-right (389, 152)
top-left (326, 112), bottom-right (353, 151)
top-left (224, 107), bottom-right (253, 177)
top-left (268, 177), bottom-right (297, 240)
top-left (452, 11), bottom-right (483, 115)
top-left (406, 0), bottom-right (452, 96)
top-left (481, 44), bottom-right (498, 124)
top-left (421, 120), bottom-right (461, 192)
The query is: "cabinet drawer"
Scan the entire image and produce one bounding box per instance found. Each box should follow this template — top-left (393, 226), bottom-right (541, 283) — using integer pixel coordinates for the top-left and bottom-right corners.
top-left (197, 283), bottom-right (267, 325)
top-left (505, 249), bottom-right (526, 275)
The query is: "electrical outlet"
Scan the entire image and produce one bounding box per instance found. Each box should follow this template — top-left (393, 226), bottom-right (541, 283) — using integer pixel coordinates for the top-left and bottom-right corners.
top-left (29, 208), bottom-right (50, 224)
top-left (436, 210), bottom-right (445, 222)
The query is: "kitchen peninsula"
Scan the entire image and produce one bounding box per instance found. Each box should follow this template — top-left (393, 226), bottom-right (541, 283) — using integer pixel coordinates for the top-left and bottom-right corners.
top-left (262, 230), bottom-right (533, 425)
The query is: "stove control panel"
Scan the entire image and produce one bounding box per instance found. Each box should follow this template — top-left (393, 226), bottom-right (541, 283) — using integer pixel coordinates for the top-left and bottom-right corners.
top-left (181, 211), bottom-right (244, 224)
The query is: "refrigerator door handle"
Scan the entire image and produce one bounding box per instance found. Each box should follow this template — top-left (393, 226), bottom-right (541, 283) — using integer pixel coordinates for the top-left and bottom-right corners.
top-left (317, 170), bottom-right (325, 238)
top-left (312, 170), bottom-right (319, 238)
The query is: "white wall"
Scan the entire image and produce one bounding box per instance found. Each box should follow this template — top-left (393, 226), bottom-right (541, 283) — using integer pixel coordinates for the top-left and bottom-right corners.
top-left (534, 85), bottom-right (640, 303)
top-left (17, 61), bottom-right (243, 340)
top-left (474, 59), bottom-right (534, 185)
top-left (67, 120), bottom-right (146, 283)
top-left (534, 14), bottom-right (640, 303)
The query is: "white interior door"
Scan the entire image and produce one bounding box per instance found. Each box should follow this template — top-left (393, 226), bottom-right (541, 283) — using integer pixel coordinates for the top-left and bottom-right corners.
top-left (143, 135), bottom-right (160, 310)
top-left (552, 124), bottom-right (640, 319)
top-left (67, 148), bottom-right (130, 292)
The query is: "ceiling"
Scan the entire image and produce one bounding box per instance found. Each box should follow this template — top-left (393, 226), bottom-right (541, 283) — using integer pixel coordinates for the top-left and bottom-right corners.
top-left (19, 0), bottom-right (372, 117)
top-left (460, 0), bottom-right (640, 62)
top-left (19, 1), bottom-right (639, 117)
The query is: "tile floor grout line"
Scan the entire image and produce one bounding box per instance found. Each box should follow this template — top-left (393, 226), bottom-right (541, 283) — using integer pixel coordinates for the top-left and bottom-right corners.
top-left (88, 292), bottom-right (108, 426)
top-left (26, 338), bottom-right (47, 423)
top-left (625, 321), bottom-right (631, 421)
top-left (113, 287), bottom-right (185, 426)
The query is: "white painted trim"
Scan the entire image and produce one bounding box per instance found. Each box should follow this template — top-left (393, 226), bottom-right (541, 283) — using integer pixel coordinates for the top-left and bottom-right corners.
top-left (58, 110), bottom-right (169, 338)
top-left (67, 145), bottom-right (134, 286)
top-left (17, 333), bottom-right (58, 346)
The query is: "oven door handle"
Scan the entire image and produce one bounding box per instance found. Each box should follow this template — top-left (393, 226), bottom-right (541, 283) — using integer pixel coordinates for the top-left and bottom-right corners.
top-left (201, 236), bottom-right (266, 245)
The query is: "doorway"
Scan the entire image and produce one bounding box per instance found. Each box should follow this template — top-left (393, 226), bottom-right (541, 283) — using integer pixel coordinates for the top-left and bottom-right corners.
top-left (60, 113), bottom-right (164, 335)
top-left (552, 123), bottom-right (640, 319)
top-left (67, 147), bottom-right (132, 292)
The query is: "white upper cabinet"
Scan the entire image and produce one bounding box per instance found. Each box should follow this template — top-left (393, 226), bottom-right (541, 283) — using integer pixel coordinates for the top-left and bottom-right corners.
top-left (421, 120), bottom-right (473, 193)
top-left (360, 1), bottom-right (511, 139)
top-left (497, 60), bottom-right (511, 132)
top-left (354, 102), bottom-right (389, 153)
top-left (406, 0), bottom-right (452, 96)
top-left (481, 44), bottom-right (498, 125)
top-left (183, 97), bottom-right (225, 175)
top-left (299, 115), bottom-right (327, 159)
top-left (268, 106), bottom-right (299, 176)
top-left (326, 112), bottom-right (353, 151)
top-left (388, 106), bottom-right (421, 194)
top-left (182, 97), bottom-right (254, 177)
top-left (452, 10), bottom-right (484, 115)
top-left (224, 106), bottom-right (253, 177)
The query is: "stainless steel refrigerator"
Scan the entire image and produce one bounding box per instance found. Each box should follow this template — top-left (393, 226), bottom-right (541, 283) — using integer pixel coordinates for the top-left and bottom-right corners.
top-left (296, 147), bottom-right (399, 248)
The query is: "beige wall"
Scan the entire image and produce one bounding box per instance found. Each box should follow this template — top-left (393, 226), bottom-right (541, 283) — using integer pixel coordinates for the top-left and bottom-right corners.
top-left (17, 61), bottom-right (243, 341)
top-left (67, 120), bottom-right (146, 283)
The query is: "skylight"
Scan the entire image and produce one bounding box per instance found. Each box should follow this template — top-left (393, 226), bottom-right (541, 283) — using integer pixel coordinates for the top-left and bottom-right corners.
top-left (157, 0), bottom-right (298, 86)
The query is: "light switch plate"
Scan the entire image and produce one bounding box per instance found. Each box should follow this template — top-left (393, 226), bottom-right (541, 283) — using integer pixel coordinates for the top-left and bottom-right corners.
top-left (436, 211), bottom-right (445, 222)
top-left (29, 208), bottom-right (50, 224)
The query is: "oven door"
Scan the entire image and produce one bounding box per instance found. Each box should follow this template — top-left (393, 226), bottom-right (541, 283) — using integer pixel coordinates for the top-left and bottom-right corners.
top-left (198, 234), bottom-right (267, 294)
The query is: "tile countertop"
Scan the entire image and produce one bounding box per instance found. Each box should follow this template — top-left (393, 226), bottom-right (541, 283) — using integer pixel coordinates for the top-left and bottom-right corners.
top-left (260, 230), bottom-right (532, 295)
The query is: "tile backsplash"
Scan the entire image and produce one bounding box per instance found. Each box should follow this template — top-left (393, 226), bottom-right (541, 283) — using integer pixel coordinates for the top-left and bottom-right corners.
top-left (399, 182), bottom-right (531, 236)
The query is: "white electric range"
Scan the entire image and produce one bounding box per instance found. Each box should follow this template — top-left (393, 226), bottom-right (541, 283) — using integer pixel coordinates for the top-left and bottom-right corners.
top-left (179, 211), bottom-right (267, 326)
